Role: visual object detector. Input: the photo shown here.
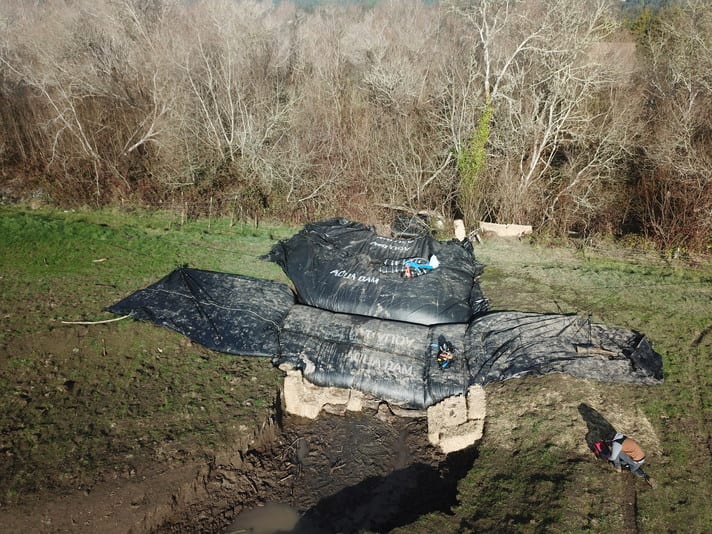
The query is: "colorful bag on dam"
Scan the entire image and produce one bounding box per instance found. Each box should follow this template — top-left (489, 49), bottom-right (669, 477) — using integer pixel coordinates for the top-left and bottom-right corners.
top-left (265, 218), bottom-right (489, 325)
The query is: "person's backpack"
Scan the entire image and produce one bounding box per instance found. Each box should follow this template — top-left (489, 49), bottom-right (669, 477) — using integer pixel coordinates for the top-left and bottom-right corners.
top-left (592, 440), bottom-right (611, 459)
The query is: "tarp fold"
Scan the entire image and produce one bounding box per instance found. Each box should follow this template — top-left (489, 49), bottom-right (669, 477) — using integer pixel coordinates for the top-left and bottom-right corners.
top-left (107, 267), bottom-right (294, 357)
top-left (266, 218), bottom-right (488, 325)
top-left (108, 273), bottom-right (663, 409)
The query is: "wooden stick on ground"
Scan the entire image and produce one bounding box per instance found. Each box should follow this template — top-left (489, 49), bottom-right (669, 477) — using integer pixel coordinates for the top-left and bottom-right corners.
top-left (60, 315), bottom-right (131, 325)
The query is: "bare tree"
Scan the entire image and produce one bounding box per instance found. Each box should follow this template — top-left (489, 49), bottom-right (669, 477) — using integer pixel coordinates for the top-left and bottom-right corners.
top-left (0, 0), bottom-right (705, 249)
top-left (442, 0), bottom-right (639, 233)
top-left (633, 0), bottom-right (712, 250)
top-left (0, 0), bottom-right (179, 202)
top-left (441, 0), bottom-right (548, 220)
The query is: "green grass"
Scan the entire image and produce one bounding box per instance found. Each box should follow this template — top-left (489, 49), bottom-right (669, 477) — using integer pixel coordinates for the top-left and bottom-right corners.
top-left (0, 206), bottom-right (295, 503)
top-left (397, 237), bottom-right (712, 534)
top-left (1, 208), bottom-right (710, 532)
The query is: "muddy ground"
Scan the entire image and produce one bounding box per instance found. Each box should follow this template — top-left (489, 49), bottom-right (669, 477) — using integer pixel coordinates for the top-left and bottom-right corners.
top-left (0, 312), bottom-right (668, 534)
top-left (1, 400), bottom-right (475, 533)
top-left (3, 370), bottom-right (663, 534)
top-left (170, 404), bottom-right (475, 534)
top-left (0, 311), bottom-right (473, 533)
top-left (3, 210), bottom-right (709, 533)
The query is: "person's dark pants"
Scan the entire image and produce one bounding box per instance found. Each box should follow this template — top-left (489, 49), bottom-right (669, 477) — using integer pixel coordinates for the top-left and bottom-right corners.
top-left (614, 452), bottom-right (646, 477)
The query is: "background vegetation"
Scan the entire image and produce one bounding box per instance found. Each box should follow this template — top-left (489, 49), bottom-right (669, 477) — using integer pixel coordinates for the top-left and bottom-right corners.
top-left (0, 0), bottom-right (710, 252)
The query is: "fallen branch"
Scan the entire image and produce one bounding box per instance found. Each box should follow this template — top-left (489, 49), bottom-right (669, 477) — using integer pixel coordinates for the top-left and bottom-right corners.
top-left (60, 315), bottom-right (131, 325)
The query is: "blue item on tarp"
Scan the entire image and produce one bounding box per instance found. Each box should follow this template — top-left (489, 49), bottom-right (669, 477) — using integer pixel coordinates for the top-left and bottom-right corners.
top-left (265, 218), bottom-right (489, 325)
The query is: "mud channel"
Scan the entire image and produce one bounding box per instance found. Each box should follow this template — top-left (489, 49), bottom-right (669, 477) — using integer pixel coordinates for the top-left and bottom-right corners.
top-left (158, 403), bottom-right (477, 533)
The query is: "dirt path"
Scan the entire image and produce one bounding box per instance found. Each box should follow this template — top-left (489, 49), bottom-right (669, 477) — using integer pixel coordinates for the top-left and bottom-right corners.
top-left (0, 460), bottom-right (211, 533)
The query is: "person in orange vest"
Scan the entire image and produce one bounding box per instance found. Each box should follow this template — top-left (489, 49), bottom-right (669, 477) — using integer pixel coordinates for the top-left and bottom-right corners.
top-left (608, 432), bottom-right (657, 488)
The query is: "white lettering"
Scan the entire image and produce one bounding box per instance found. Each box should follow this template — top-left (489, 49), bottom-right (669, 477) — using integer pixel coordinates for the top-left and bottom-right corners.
top-left (359, 329), bottom-right (415, 348)
top-left (329, 269), bottom-right (379, 284)
top-left (366, 355), bottom-right (415, 376)
top-left (370, 241), bottom-right (412, 253)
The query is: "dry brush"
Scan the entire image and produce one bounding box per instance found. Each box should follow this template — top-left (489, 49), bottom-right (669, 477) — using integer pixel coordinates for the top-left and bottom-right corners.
top-left (0, 0), bottom-right (709, 251)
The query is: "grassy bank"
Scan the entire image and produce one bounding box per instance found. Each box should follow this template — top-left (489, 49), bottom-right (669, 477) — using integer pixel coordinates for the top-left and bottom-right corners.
top-left (401, 238), bottom-right (712, 533)
top-left (1, 207), bottom-right (710, 532)
top-left (0, 206), bottom-right (294, 503)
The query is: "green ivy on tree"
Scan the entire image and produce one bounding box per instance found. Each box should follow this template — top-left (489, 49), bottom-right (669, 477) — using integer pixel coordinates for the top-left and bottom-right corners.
top-left (457, 101), bottom-right (493, 219)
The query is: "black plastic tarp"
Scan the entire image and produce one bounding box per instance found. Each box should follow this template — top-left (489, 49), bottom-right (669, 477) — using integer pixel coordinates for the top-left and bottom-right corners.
top-left (277, 305), bottom-right (469, 408)
top-left (108, 271), bottom-right (663, 409)
top-left (106, 267), bottom-right (294, 357)
top-left (266, 218), bottom-right (489, 325)
top-left (465, 312), bottom-right (664, 386)
top-left (274, 306), bottom-right (663, 408)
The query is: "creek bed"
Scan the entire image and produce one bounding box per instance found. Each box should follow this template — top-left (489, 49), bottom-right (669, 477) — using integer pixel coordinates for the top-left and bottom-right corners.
top-left (158, 406), bottom-right (478, 533)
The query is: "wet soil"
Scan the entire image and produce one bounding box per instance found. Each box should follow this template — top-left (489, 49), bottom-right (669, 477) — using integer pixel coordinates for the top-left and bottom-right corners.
top-left (0, 402), bottom-right (476, 534)
top-left (160, 404), bottom-right (477, 533)
top-left (0, 254), bottom-right (475, 533)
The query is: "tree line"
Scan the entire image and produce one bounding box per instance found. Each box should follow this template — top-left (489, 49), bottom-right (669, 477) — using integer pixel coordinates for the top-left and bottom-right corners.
top-left (0, 0), bottom-right (709, 251)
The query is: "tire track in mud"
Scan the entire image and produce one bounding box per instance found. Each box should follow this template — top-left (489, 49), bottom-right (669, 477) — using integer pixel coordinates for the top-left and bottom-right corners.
top-left (621, 476), bottom-right (639, 534)
top-left (690, 323), bottom-right (712, 459)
